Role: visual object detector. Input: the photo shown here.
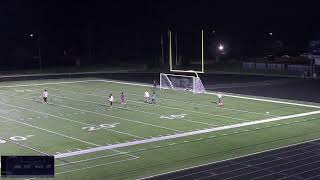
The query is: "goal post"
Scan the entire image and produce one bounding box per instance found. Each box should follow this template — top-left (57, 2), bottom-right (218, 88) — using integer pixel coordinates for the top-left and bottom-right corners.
top-left (168, 29), bottom-right (204, 73)
top-left (160, 73), bottom-right (206, 94)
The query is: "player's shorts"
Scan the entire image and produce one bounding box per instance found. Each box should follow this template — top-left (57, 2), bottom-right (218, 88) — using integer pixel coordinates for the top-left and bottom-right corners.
top-left (43, 97), bottom-right (47, 102)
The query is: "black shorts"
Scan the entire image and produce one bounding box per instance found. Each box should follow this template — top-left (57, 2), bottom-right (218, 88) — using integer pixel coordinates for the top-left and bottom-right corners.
top-left (43, 97), bottom-right (47, 102)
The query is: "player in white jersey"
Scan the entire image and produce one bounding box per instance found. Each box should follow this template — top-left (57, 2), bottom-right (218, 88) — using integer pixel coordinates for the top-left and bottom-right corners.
top-left (43, 90), bottom-right (48, 104)
top-left (109, 93), bottom-right (114, 108)
top-left (144, 91), bottom-right (149, 103)
top-left (217, 92), bottom-right (223, 107)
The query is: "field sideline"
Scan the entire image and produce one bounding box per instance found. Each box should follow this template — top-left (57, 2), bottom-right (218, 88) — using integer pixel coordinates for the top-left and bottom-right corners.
top-left (0, 78), bottom-right (320, 179)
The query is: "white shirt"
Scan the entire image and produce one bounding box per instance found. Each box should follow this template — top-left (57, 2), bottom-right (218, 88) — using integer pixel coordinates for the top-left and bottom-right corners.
top-left (43, 91), bottom-right (48, 98)
top-left (144, 91), bottom-right (149, 98)
top-left (217, 93), bottom-right (223, 99)
top-left (109, 96), bottom-right (114, 102)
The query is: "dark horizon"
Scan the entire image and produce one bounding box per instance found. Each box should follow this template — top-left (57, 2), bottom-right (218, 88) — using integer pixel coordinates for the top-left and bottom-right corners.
top-left (1, 0), bottom-right (320, 69)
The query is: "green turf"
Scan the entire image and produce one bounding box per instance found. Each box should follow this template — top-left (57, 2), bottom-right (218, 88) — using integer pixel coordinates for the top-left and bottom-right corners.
top-left (0, 78), bottom-right (320, 180)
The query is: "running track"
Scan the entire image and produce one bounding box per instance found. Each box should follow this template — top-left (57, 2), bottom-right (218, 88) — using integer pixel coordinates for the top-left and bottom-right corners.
top-left (146, 139), bottom-right (320, 180)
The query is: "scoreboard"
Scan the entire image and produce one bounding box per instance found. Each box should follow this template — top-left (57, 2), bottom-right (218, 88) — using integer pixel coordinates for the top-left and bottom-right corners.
top-left (1, 156), bottom-right (54, 178)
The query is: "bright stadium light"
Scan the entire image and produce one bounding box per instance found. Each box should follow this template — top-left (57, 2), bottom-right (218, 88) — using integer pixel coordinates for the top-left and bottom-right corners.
top-left (269, 32), bottom-right (273, 36)
top-left (30, 33), bottom-right (34, 37)
top-left (218, 44), bottom-right (224, 51)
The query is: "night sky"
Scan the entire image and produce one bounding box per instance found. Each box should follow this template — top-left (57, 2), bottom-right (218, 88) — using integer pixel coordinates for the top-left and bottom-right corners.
top-left (1, 0), bottom-right (320, 68)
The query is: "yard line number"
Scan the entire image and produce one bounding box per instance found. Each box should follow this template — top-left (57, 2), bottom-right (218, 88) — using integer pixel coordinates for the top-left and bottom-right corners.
top-left (160, 114), bottom-right (187, 120)
top-left (0, 135), bottom-right (34, 144)
top-left (82, 123), bottom-right (119, 131)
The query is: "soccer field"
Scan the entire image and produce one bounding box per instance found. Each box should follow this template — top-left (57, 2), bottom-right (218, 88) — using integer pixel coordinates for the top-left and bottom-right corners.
top-left (1, 78), bottom-right (320, 179)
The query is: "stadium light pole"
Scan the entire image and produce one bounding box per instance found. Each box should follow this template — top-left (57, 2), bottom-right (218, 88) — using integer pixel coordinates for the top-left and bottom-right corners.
top-left (218, 44), bottom-right (224, 51)
top-left (217, 43), bottom-right (224, 63)
top-left (30, 31), bottom-right (42, 72)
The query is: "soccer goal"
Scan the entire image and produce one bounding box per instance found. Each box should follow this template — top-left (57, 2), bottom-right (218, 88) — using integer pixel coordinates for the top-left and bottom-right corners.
top-left (160, 72), bottom-right (206, 94)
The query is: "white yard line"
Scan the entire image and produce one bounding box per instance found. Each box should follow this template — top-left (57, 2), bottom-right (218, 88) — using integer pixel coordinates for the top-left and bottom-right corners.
top-left (0, 89), bottom-right (181, 133)
top-left (0, 80), bottom-right (99, 88)
top-left (45, 86), bottom-right (247, 122)
top-left (55, 110), bottom-right (320, 159)
top-left (0, 115), bottom-right (100, 147)
top-left (0, 114), bottom-right (136, 159)
top-left (36, 91), bottom-right (217, 127)
top-left (56, 152), bottom-right (128, 167)
top-left (55, 156), bottom-right (139, 176)
top-left (96, 79), bottom-right (320, 109)
top-left (0, 96), bottom-right (143, 140)
top-left (52, 103), bottom-right (182, 133)
top-left (0, 135), bottom-right (50, 156)
top-left (99, 87), bottom-right (275, 117)
top-left (2, 79), bottom-right (319, 109)
top-left (206, 92), bottom-right (320, 109)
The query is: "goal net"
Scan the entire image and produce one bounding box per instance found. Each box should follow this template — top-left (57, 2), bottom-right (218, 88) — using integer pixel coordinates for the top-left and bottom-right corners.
top-left (160, 73), bottom-right (205, 94)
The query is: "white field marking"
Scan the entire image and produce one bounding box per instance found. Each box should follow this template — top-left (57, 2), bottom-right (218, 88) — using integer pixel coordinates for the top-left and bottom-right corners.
top-left (102, 87), bottom-right (275, 117)
top-left (1, 116), bottom-right (138, 165)
top-left (21, 86), bottom-right (213, 128)
top-left (56, 152), bottom-right (126, 167)
top-left (46, 87), bottom-right (247, 122)
top-left (55, 157), bottom-right (139, 176)
top-left (0, 90), bottom-right (182, 133)
top-left (0, 135), bottom-right (50, 156)
top-left (3, 79), bottom-right (320, 109)
top-left (206, 92), bottom-right (320, 109)
top-left (95, 79), bottom-right (320, 109)
top-left (50, 101), bottom-right (182, 133)
top-left (139, 137), bottom-right (320, 180)
top-left (106, 129), bottom-right (142, 139)
top-left (55, 110), bottom-right (320, 159)
top-left (54, 94), bottom-right (215, 126)
top-left (0, 96), bottom-right (143, 139)
top-left (46, 93), bottom-right (217, 127)
top-left (0, 80), bottom-right (101, 88)
top-left (0, 115), bottom-right (100, 147)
